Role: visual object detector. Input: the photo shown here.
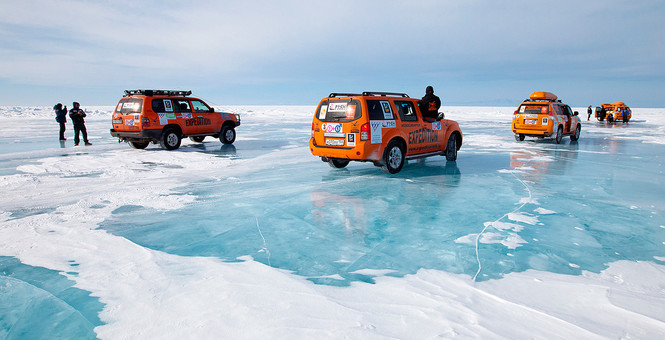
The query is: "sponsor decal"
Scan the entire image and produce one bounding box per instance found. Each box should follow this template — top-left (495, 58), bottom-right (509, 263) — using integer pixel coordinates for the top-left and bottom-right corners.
top-left (541, 106), bottom-right (548, 114)
top-left (381, 120), bottom-right (396, 128)
top-left (519, 106), bottom-right (526, 113)
top-left (324, 132), bottom-right (345, 138)
top-left (321, 122), bottom-right (342, 133)
top-left (432, 121), bottom-right (441, 131)
top-left (328, 102), bottom-right (347, 112)
top-left (122, 102), bottom-right (136, 110)
top-left (181, 112), bottom-right (192, 119)
top-left (185, 117), bottom-right (212, 126)
top-left (408, 127), bottom-right (438, 144)
top-left (347, 133), bottom-right (356, 147)
top-left (381, 101), bottom-right (394, 119)
top-left (526, 114), bottom-right (538, 118)
top-left (370, 120), bottom-right (383, 144)
top-left (157, 112), bottom-right (168, 125)
top-left (319, 105), bottom-right (327, 119)
top-left (166, 112), bottom-right (176, 119)
top-left (126, 119), bottom-right (135, 125)
top-left (346, 104), bottom-right (356, 119)
top-left (164, 100), bottom-right (173, 112)
top-left (220, 112), bottom-right (232, 119)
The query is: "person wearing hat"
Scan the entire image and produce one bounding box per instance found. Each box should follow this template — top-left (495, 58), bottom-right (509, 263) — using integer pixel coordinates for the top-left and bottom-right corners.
top-left (418, 85), bottom-right (441, 120)
top-left (69, 102), bottom-right (92, 146)
top-left (587, 105), bottom-right (592, 121)
top-left (53, 103), bottom-right (68, 140)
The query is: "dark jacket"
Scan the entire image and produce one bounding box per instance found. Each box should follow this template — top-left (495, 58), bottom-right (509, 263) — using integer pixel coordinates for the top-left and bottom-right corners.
top-left (419, 93), bottom-right (441, 119)
top-left (55, 107), bottom-right (67, 123)
top-left (69, 108), bottom-right (87, 126)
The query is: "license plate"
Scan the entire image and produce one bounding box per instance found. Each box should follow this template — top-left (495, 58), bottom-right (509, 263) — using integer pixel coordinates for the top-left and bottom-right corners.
top-left (525, 119), bottom-right (536, 125)
top-left (112, 118), bottom-right (123, 124)
top-left (325, 138), bottom-right (344, 146)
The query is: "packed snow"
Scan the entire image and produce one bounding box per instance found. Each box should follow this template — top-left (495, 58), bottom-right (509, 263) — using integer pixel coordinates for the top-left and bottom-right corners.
top-left (1, 105), bottom-right (664, 339)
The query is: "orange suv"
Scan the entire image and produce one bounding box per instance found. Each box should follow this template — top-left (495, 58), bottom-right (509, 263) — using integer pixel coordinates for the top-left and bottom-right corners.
top-left (309, 91), bottom-right (463, 174)
top-left (512, 91), bottom-right (581, 143)
top-left (110, 90), bottom-right (240, 150)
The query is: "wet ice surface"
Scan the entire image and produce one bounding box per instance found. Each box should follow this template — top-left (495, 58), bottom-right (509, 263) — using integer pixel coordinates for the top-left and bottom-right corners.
top-left (1, 105), bottom-right (664, 338)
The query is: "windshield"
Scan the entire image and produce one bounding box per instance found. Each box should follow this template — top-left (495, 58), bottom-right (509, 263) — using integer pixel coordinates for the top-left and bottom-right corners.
top-left (518, 104), bottom-right (549, 114)
top-left (316, 99), bottom-right (362, 122)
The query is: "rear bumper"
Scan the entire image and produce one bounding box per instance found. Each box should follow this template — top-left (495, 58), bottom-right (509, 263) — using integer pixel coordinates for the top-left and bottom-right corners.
top-left (309, 139), bottom-right (382, 162)
top-left (110, 129), bottom-right (162, 142)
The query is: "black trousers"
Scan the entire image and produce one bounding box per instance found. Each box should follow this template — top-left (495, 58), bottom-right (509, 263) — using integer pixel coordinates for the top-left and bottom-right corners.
top-left (74, 124), bottom-right (88, 144)
top-left (59, 122), bottom-right (66, 140)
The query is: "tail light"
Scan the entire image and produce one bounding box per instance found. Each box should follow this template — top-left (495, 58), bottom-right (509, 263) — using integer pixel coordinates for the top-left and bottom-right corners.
top-left (311, 122), bottom-right (316, 138)
top-left (360, 123), bottom-right (369, 141)
top-left (142, 116), bottom-right (150, 127)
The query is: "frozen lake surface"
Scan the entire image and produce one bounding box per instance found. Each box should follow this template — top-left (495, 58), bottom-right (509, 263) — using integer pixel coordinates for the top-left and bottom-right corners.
top-left (1, 105), bottom-right (664, 338)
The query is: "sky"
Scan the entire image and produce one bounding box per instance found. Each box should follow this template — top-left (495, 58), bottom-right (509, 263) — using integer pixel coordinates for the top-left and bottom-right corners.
top-left (1, 0), bottom-right (664, 107)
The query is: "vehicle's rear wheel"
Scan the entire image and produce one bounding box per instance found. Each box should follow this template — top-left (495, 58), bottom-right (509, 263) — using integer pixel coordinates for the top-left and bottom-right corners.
top-left (607, 115), bottom-right (614, 123)
top-left (555, 126), bottom-right (563, 144)
top-left (381, 140), bottom-right (405, 174)
top-left (189, 136), bottom-right (205, 143)
top-left (445, 134), bottom-right (458, 161)
top-left (570, 124), bottom-right (581, 141)
top-left (160, 129), bottom-right (181, 150)
top-left (220, 126), bottom-right (236, 144)
top-left (327, 158), bottom-right (350, 169)
top-left (128, 141), bottom-right (149, 149)
top-left (515, 134), bottom-right (525, 142)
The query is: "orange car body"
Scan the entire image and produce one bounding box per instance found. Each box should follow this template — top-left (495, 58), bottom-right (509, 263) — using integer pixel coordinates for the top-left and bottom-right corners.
top-left (110, 90), bottom-right (240, 150)
top-left (512, 91), bottom-right (581, 143)
top-left (309, 92), bottom-right (462, 173)
top-left (606, 102), bottom-right (632, 122)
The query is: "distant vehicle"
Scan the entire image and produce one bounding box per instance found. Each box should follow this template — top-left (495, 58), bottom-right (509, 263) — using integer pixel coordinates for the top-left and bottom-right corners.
top-left (595, 103), bottom-right (613, 121)
top-left (512, 91), bottom-right (581, 144)
top-left (110, 90), bottom-right (240, 150)
top-left (605, 102), bottom-right (632, 123)
top-left (309, 91), bottom-right (463, 174)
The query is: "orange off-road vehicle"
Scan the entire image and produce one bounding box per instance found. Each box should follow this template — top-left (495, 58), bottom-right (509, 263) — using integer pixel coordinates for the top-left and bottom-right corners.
top-left (606, 102), bottom-right (632, 123)
top-left (309, 91), bottom-right (463, 174)
top-left (512, 91), bottom-right (581, 144)
top-left (110, 90), bottom-right (240, 150)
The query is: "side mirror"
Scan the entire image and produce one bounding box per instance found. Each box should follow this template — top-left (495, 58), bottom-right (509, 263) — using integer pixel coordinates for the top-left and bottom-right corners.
top-left (573, 111), bottom-right (579, 116)
top-left (210, 107), bottom-right (215, 112)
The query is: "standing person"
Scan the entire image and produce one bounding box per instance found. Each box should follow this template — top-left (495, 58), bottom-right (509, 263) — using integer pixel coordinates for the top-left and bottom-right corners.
top-left (69, 102), bottom-right (92, 146)
top-left (419, 85), bottom-right (441, 120)
top-left (53, 103), bottom-right (67, 140)
top-left (622, 108), bottom-right (629, 123)
top-left (587, 105), bottom-right (592, 121)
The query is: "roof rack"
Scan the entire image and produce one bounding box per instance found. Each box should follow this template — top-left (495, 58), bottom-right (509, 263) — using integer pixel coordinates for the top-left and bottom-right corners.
top-left (328, 93), bottom-right (362, 98)
top-left (124, 89), bottom-right (192, 97)
top-left (362, 91), bottom-right (409, 98)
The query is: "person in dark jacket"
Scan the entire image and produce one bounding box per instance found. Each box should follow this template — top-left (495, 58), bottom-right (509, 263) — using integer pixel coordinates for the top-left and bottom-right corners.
top-left (419, 86), bottom-right (441, 120)
top-left (587, 105), bottom-right (592, 121)
top-left (53, 103), bottom-right (67, 140)
top-left (69, 102), bottom-right (92, 146)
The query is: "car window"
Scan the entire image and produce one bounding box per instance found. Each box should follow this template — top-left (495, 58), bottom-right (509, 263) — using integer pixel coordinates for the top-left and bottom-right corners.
top-left (518, 104), bottom-right (548, 114)
top-left (173, 100), bottom-right (191, 112)
top-left (116, 98), bottom-right (143, 114)
top-left (394, 100), bottom-right (418, 122)
top-left (552, 105), bottom-right (563, 116)
top-left (151, 99), bottom-right (175, 113)
top-left (563, 105), bottom-right (573, 116)
top-left (316, 99), bottom-right (361, 122)
top-left (366, 100), bottom-right (395, 120)
top-left (191, 100), bottom-right (211, 113)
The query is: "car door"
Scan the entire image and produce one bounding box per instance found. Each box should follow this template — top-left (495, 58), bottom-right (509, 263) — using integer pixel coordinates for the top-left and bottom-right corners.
top-left (394, 100), bottom-right (441, 155)
top-left (190, 99), bottom-right (220, 134)
top-left (562, 105), bottom-right (573, 133)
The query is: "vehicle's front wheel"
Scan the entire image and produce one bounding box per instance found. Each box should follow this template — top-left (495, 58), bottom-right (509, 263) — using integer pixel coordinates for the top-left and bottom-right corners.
top-left (555, 126), bottom-right (563, 144)
top-left (515, 134), bottom-right (525, 142)
top-left (445, 134), bottom-right (458, 161)
top-left (129, 141), bottom-right (149, 149)
top-left (327, 158), bottom-right (350, 169)
top-left (220, 126), bottom-right (236, 144)
top-left (570, 124), bottom-right (581, 141)
top-left (189, 136), bottom-right (205, 143)
top-left (160, 129), bottom-right (181, 150)
top-left (381, 140), bottom-right (405, 174)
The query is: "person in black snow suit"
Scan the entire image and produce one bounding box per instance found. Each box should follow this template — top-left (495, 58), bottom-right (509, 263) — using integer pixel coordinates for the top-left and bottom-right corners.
top-left (587, 105), bottom-right (592, 121)
top-left (69, 102), bottom-right (92, 146)
top-left (53, 103), bottom-right (67, 140)
top-left (419, 85), bottom-right (441, 120)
